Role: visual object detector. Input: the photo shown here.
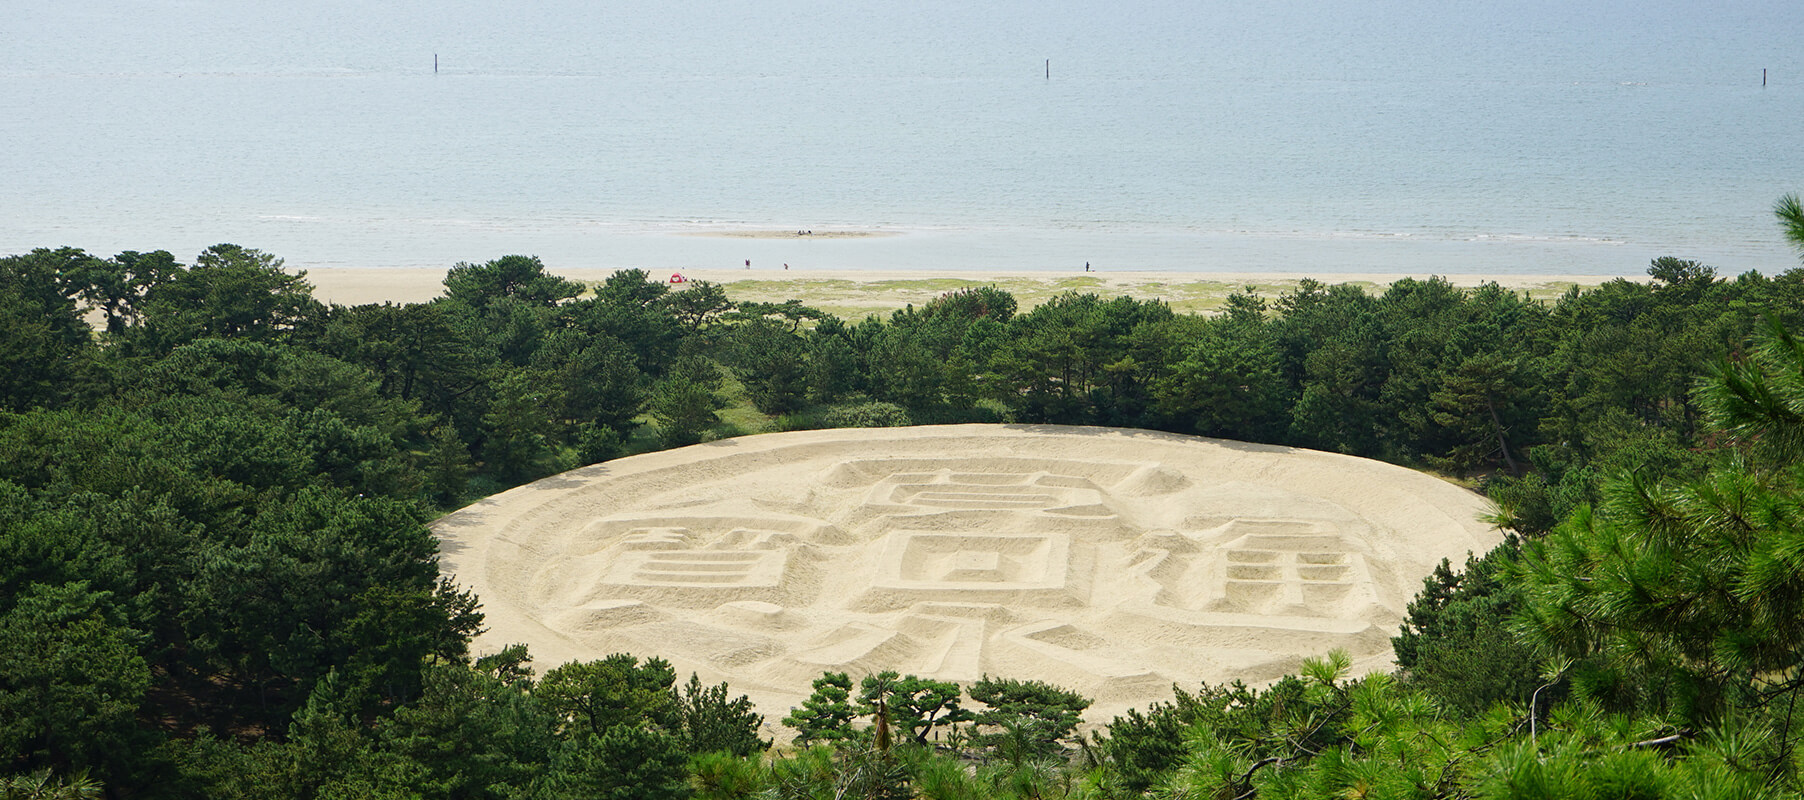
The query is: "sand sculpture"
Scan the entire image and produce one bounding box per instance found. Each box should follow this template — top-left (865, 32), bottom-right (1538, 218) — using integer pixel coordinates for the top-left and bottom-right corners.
top-left (433, 424), bottom-right (1501, 723)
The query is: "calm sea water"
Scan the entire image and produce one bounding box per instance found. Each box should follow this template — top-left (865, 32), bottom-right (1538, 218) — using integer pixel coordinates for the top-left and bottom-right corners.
top-left (5, 0), bottom-right (1803, 276)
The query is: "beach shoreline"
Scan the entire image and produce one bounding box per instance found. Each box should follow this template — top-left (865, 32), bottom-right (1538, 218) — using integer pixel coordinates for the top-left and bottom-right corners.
top-left (303, 266), bottom-right (1629, 317)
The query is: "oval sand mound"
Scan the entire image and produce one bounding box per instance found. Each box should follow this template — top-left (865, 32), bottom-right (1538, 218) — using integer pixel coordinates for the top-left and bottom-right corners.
top-left (433, 424), bottom-right (1500, 724)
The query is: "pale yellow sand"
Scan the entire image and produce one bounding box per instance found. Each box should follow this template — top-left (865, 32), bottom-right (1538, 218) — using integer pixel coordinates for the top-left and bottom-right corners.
top-left (305, 265), bottom-right (1623, 317)
top-left (432, 424), bottom-right (1502, 732)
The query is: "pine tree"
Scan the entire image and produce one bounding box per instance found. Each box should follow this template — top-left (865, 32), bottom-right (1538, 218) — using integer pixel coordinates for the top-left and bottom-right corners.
top-left (782, 672), bottom-right (856, 746)
top-left (1515, 316), bottom-right (1804, 786)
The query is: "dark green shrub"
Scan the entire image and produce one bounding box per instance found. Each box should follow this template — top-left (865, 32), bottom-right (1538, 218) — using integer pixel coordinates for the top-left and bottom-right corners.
top-left (823, 402), bottom-right (910, 429)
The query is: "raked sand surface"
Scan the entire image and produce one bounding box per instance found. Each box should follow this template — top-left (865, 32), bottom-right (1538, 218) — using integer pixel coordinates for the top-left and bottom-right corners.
top-left (433, 425), bottom-right (1502, 731)
top-left (305, 265), bottom-right (1625, 318)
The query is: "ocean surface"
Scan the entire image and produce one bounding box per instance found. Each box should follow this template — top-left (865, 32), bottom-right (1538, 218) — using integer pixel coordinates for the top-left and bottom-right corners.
top-left (5, 0), bottom-right (1803, 277)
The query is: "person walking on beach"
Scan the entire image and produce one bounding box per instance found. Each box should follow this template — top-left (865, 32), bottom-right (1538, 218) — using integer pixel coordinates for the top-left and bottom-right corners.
top-left (745, 259), bottom-right (751, 269)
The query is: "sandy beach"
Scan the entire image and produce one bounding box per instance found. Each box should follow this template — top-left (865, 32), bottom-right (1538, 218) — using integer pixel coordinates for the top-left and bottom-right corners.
top-left (305, 266), bottom-right (1627, 318)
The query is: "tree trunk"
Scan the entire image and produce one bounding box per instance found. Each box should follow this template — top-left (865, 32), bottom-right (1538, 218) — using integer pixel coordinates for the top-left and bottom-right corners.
top-left (1485, 397), bottom-right (1518, 474)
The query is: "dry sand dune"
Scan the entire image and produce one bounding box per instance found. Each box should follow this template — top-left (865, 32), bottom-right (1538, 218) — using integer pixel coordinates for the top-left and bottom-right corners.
top-left (432, 424), bottom-right (1502, 728)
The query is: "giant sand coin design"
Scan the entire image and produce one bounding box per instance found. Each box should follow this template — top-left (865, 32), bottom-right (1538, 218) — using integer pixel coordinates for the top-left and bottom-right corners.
top-left (433, 425), bottom-right (1501, 722)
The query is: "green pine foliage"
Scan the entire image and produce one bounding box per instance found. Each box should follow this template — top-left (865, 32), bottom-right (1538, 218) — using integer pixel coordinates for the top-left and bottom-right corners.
top-left (783, 671), bottom-right (858, 746)
top-left (857, 671), bottom-right (976, 748)
top-left (1393, 540), bottom-right (1543, 717)
top-left (673, 674), bottom-right (769, 757)
top-left (966, 676), bottom-right (1092, 763)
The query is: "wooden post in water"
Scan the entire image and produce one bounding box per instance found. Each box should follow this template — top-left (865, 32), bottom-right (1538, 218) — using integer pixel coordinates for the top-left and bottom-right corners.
top-left (1046, 59), bottom-right (1050, 79)
top-left (435, 54), bottom-right (439, 74)
top-left (1764, 68), bottom-right (1768, 87)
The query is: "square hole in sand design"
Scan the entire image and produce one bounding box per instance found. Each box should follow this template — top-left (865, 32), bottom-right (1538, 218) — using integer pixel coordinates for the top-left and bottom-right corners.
top-left (876, 533), bottom-right (1069, 591)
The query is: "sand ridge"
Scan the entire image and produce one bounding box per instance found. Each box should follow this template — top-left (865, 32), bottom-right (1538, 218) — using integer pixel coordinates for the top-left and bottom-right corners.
top-left (432, 424), bottom-right (1502, 726)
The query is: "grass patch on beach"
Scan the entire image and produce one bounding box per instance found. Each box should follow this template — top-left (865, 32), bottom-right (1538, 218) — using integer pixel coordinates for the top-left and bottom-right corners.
top-left (863, 278), bottom-right (989, 292)
top-left (719, 277), bottom-right (995, 320)
top-left (723, 279), bottom-right (864, 293)
top-left (677, 274), bottom-right (1613, 322)
top-left (715, 404), bottom-right (774, 437)
top-left (717, 275), bottom-right (1292, 318)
